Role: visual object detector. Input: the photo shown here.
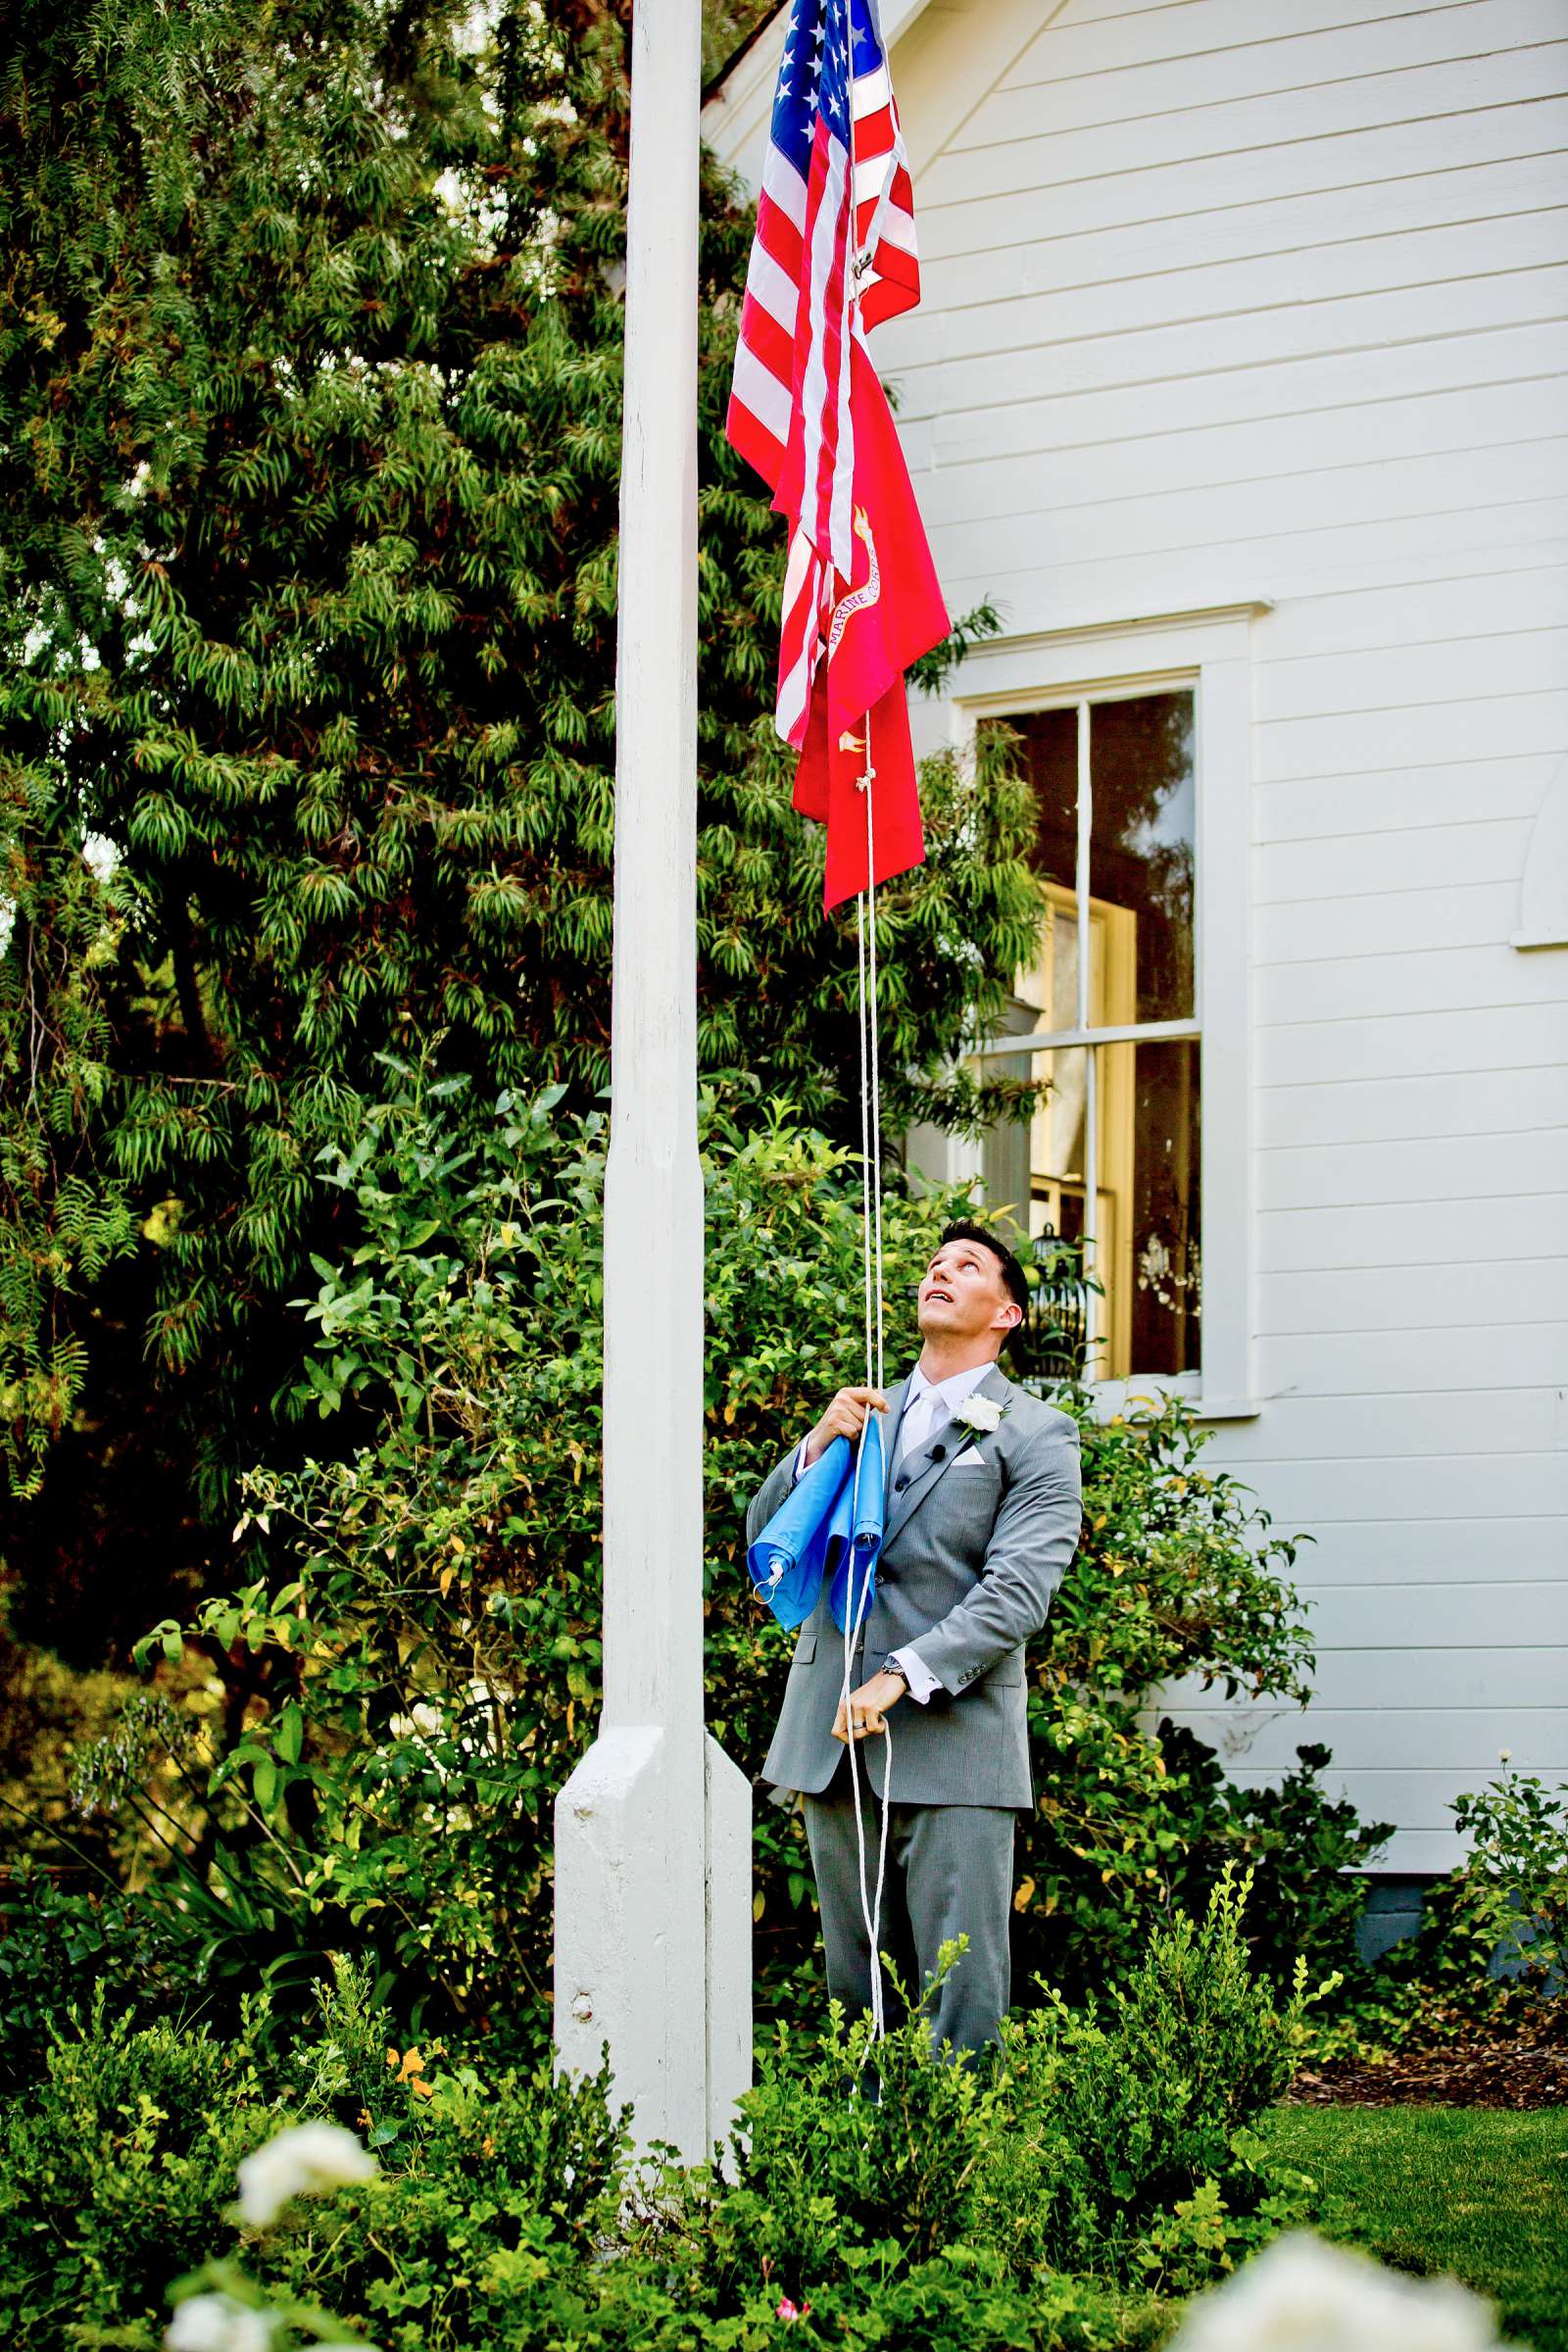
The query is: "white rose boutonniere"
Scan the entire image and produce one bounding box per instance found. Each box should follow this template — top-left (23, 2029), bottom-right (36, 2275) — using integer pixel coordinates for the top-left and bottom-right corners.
top-left (953, 1394), bottom-right (1004, 1435)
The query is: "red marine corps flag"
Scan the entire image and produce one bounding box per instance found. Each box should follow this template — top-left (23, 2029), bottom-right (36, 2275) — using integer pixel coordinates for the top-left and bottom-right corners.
top-left (726, 0), bottom-right (949, 911)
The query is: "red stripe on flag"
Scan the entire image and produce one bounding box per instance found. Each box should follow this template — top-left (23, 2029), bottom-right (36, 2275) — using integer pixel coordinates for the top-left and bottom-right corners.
top-left (725, 396), bottom-right (786, 491)
top-left (853, 166), bottom-right (913, 244)
top-left (854, 99), bottom-right (894, 154)
top-left (739, 292), bottom-right (794, 390)
top-left (858, 275), bottom-right (912, 332)
top-left (757, 191), bottom-right (805, 281)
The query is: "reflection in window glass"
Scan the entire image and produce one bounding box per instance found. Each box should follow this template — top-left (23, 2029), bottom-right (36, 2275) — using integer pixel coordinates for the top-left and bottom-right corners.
top-left (983, 1038), bottom-right (1201, 1378)
top-left (973, 689), bottom-right (1200, 1381)
top-left (990, 691), bottom-right (1195, 1032)
top-left (1091, 695), bottom-right (1195, 1024)
top-left (1129, 1040), bottom-right (1201, 1376)
top-left (1010, 705), bottom-right (1077, 899)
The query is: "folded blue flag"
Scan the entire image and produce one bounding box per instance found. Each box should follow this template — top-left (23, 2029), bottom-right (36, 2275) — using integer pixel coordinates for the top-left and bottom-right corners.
top-left (827, 1410), bottom-right (886, 1636)
top-left (748, 1415), bottom-right (887, 1636)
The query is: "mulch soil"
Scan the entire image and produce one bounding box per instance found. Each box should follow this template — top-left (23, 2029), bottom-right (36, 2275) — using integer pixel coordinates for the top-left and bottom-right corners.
top-left (1282, 1997), bottom-right (1568, 2110)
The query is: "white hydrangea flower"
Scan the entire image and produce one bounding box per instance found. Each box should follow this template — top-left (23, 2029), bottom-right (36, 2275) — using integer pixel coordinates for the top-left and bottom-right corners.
top-left (236, 2120), bottom-right (378, 2230)
top-left (1168, 2229), bottom-right (1516, 2352)
top-left (165, 2295), bottom-right (276, 2352)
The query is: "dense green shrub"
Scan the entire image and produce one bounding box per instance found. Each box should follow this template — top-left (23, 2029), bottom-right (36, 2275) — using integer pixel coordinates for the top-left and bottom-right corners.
top-left (167, 2242), bottom-right (1149, 2352)
top-left (676, 1872), bottom-right (1335, 2314)
top-left (11, 1880), bottom-right (1315, 2352)
top-left (206, 2069), bottom-right (630, 2349)
top-left (980, 1863), bottom-right (1332, 2289)
top-left (0, 1994), bottom-right (271, 2339)
top-left (673, 1951), bottom-right (1002, 2297)
top-left (663, 1867), bottom-right (1329, 2311)
top-left (13, 1055), bottom-right (1386, 2056)
top-left (1312, 1763), bottom-right (1568, 2059)
top-left (0, 1861), bottom-right (203, 2092)
top-left (1439, 1766), bottom-right (1566, 1997)
top-left (0, 1957), bottom-right (628, 2352)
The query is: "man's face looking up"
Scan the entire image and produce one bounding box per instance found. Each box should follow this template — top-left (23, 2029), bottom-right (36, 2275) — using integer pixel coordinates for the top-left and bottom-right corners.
top-left (916, 1237), bottom-right (1019, 1351)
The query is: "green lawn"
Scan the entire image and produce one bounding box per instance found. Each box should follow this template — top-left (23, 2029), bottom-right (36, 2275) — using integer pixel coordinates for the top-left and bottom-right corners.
top-left (1259, 2104), bottom-right (1568, 2352)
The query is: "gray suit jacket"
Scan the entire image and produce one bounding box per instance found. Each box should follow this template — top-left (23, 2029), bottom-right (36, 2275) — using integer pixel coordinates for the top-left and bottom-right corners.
top-left (744, 1362), bottom-right (1082, 1810)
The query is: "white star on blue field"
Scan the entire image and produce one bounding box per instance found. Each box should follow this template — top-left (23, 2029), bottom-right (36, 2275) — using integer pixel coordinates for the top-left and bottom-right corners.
top-left (771, 0), bottom-right (887, 172)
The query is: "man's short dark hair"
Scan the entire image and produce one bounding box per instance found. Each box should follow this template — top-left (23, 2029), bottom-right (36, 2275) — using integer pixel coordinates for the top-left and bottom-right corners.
top-left (936, 1219), bottom-right (1031, 1324)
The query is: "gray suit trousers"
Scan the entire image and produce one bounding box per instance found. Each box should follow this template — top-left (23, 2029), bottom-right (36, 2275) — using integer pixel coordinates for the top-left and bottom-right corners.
top-left (804, 1752), bottom-right (1014, 2060)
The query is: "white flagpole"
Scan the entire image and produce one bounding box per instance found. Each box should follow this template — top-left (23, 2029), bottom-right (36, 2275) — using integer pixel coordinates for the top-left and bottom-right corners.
top-left (553, 0), bottom-right (752, 2162)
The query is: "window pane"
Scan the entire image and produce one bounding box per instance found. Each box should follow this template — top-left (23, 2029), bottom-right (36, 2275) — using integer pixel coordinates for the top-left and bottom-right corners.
top-left (983, 1044), bottom-right (1103, 1373)
top-left (1009, 705), bottom-right (1078, 896)
top-left (980, 1038), bottom-right (1200, 1380)
top-left (1011, 890), bottom-right (1081, 1030)
top-left (973, 693), bottom-right (1200, 1381)
top-left (980, 1043), bottom-right (1089, 1252)
top-left (1128, 1039), bottom-right (1201, 1376)
top-left (1089, 693), bottom-right (1195, 1024)
top-left (976, 1011), bottom-right (1047, 1246)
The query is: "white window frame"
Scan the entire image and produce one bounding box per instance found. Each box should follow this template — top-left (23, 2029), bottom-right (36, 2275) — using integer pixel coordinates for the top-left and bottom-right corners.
top-left (941, 602), bottom-right (1268, 1423)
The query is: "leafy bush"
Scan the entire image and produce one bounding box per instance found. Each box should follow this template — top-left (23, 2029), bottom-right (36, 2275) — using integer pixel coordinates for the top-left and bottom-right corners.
top-left (980, 1862), bottom-right (1334, 2289)
top-left (0, 1957), bottom-right (628, 2352)
top-left (670, 1949), bottom-right (1001, 2300)
top-left (0, 1860), bottom-right (207, 2093)
top-left (214, 2065), bottom-right (629, 2349)
top-left (1311, 1764), bottom-right (1568, 2060)
top-left (651, 1868), bottom-right (1325, 2309)
top-left (0, 1877), bottom-right (1330, 2351)
top-left (1446, 1765), bottom-right (1566, 1996)
top-left (0, 1992), bottom-right (271, 2340)
top-left (171, 2238), bottom-right (1147, 2352)
top-left (23, 1055), bottom-right (1383, 2056)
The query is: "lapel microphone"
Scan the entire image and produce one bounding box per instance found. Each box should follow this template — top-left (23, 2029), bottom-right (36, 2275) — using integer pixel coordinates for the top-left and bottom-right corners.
top-left (929, 1443), bottom-right (946, 1462)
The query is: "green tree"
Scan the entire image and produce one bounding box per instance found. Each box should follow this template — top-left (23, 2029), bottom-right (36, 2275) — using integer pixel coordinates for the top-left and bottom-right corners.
top-left (0, 0), bottom-right (1036, 1649)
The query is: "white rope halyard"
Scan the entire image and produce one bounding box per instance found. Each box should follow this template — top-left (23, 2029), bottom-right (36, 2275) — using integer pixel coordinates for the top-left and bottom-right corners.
top-left (831, 2), bottom-right (897, 2067)
top-left (840, 712), bottom-right (894, 2047)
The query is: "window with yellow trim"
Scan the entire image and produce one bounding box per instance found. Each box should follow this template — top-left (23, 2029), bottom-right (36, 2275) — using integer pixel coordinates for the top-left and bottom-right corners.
top-left (976, 689), bottom-right (1200, 1382)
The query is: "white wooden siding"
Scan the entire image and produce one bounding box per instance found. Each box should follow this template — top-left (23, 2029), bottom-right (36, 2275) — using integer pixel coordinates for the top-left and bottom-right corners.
top-left (706, 0), bottom-right (1568, 1871)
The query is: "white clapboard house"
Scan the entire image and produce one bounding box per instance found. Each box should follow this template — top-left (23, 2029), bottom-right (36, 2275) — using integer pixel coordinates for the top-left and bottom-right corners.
top-left (706, 0), bottom-right (1568, 1951)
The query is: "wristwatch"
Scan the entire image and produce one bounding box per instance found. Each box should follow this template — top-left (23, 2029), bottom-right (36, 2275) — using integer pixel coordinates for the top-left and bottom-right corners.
top-left (884, 1657), bottom-right (910, 1688)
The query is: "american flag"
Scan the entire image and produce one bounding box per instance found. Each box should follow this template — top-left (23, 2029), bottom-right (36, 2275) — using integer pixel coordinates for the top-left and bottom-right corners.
top-left (726, 0), bottom-right (922, 755)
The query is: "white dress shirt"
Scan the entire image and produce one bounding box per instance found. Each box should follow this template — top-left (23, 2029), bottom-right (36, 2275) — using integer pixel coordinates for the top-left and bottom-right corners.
top-left (789, 1358), bottom-right (1000, 1705)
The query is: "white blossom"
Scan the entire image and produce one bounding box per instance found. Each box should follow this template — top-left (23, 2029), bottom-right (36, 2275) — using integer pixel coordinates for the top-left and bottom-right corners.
top-left (236, 2121), bottom-right (378, 2230)
top-left (387, 1700), bottom-right (446, 1742)
top-left (953, 1394), bottom-right (1004, 1434)
top-left (164, 2296), bottom-right (275, 2352)
top-left (1167, 2230), bottom-right (1515, 2352)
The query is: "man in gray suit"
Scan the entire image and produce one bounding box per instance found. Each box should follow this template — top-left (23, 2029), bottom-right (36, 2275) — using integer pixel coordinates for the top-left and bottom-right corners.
top-left (744, 1220), bottom-right (1083, 2060)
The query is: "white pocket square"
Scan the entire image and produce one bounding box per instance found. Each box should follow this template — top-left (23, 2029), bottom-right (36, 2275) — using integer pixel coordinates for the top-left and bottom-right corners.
top-left (951, 1454), bottom-right (995, 1471)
